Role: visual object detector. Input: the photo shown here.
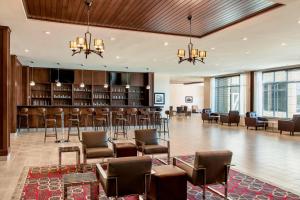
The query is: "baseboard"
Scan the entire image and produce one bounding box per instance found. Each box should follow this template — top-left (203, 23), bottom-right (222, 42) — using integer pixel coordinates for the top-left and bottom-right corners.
top-left (0, 153), bottom-right (10, 161)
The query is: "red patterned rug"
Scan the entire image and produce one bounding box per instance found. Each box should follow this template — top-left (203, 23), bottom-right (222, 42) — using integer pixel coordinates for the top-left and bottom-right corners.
top-left (12, 155), bottom-right (300, 200)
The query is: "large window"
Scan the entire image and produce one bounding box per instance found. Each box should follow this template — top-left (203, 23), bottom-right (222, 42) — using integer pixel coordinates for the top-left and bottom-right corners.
top-left (262, 69), bottom-right (300, 118)
top-left (215, 76), bottom-right (240, 113)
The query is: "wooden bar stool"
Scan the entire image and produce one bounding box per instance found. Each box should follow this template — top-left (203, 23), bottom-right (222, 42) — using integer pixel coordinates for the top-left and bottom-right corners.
top-left (36, 108), bottom-right (46, 131)
top-left (100, 108), bottom-right (110, 130)
top-left (138, 109), bottom-right (150, 129)
top-left (67, 108), bottom-right (81, 142)
top-left (54, 108), bottom-right (64, 128)
top-left (127, 108), bottom-right (138, 128)
top-left (85, 108), bottom-right (95, 130)
top-left (159, 117), bottom-right (170, 138)
top-left (114, 117), bottom-right (128, 139)
top-left (18, 108), bottom-right (29, 133)
top-left (94, 110), bottom-right (108, 132)
top-left (44, 110), bottom-right (58, 143)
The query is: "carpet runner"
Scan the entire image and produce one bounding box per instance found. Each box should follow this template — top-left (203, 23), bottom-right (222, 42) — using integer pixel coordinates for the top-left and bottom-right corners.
top-left (13, 155), bottom-right (300, 200)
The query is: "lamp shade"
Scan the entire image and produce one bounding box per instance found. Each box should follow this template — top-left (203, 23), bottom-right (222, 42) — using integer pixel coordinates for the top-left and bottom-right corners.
top-left (56, 81), bottom-right (62, 87)
top-left (80, 82), bottom-right (85, 88)
top-left (199, 51), bottom-right (207, 58)
top-left (69, 41), bottom-right (77, 50)
top-left (191, 49), bottom-right (198, 58)
top-left (30, 80), bottom-right (35, 86)
top-left (146, 85), bottom-right (151, 90)
top-left (125, 84), bottom-right (130, 89)
top-left (104, 83), bottom-right (109, 88)
top-left (76, 37), bottom-right (85, 48)
top-left (177, 49), bottom-right (185, 58)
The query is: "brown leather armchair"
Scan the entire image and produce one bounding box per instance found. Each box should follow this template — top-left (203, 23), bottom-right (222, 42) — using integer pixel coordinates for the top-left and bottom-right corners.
top-left (245, 112), bottom-right (268, 130)
top-left (278, 115), bottom-right (300, 136)
top-left (134, 129), bottom-right (170, 163)
top-left (96, 156), bottom-right (152, 199)
top-left (201, 108), bottom-right (219, 123)
top-left (220, 111), bottom-right (240, 126)
top-left (173, 150), bottom-right (233, 199)
top-left (82, 131), bottom-right (114, 164)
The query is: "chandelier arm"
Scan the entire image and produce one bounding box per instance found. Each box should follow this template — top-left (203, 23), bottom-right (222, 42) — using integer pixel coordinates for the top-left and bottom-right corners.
top-left (90, 50), bottom-right (103, 58)
top-left (195, 58), bottom-right (205, 64)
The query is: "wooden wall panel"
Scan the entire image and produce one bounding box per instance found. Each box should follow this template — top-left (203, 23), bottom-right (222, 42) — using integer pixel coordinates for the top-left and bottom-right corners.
top-left (93, 71), bottom-right (106, 85)
top-left (74, 69), bottom-right (93, 85)
top-left (31, 68), bottom-right (50, 83)
top-left (130, 73), bottom-right (145, 86)
top-left (22, 67), bottom-right (30, 105)
top-left (0, 26), bottom-right (11, 157)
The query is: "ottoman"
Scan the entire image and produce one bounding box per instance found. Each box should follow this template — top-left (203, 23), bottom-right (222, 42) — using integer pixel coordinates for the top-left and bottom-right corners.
top-left (113, 142), bottom-right (137, 157)
top-left (148, 165), bottom-right (187, 200)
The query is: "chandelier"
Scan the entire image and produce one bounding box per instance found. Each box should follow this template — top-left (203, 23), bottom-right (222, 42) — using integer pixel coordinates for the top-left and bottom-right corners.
top-left (69, 0), bottom-right (104, 59)
top-left (177, 15), bottom-right (207, 65)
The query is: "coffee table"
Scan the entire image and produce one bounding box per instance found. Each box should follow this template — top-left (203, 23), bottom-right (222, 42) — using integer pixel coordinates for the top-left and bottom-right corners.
top-left (63, 172), bottom-right (98, 200)
top-left (58, 146), bottom-right (80, 166)
top-left (113, 142), bottom-right (137, 157)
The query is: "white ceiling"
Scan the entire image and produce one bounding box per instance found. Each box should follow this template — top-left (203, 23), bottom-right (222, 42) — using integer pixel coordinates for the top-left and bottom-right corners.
top-left (0, 0), bottom-right (300, 77)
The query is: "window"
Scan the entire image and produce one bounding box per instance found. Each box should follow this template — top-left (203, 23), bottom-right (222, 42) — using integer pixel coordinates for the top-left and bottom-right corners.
top-left (215, 76), bottom-right (240, 113)
top-left (262, 69), bottom-right (300, 118)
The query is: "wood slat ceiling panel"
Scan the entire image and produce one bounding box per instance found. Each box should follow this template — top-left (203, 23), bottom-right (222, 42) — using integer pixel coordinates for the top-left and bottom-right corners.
top-left (22, 0), bottom-right (283, 38)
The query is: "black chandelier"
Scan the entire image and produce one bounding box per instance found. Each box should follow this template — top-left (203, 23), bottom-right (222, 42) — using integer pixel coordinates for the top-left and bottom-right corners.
top-left (177, 15), bottom-right (207, 65)
top-left (69, 0), bottom-right (104, 59)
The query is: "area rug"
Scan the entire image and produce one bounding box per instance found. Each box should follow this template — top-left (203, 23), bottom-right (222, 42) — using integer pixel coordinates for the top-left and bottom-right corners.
top-left (12, 155), bottom-right (300, 200)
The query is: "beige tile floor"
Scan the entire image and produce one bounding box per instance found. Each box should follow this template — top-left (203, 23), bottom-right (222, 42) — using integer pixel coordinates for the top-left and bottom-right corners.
top-left (1, 114), bottom-right (300, 199)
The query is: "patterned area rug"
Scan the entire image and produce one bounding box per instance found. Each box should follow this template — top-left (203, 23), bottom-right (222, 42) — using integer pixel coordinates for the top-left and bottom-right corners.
top-left (12, 155), bottom-right (300, 200)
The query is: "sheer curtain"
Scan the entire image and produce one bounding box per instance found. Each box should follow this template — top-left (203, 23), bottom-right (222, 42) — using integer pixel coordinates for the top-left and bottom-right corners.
top-left (254, 71), bottom-right (263, 116)
top-left (210, 77), bottom-right (216, 112)
top-left (239, 73), bottom-right (247, 115)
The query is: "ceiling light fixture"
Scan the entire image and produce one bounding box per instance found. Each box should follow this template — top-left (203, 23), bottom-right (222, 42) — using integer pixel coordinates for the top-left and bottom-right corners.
top-left (56, 63), bottom-right (62, 87)
top-left (69, 0), bottom-right (104, 59)
top-left (242, 37), bottom-right (248, 41)
top-left (24, 49), bottom-right (29, 53)
top-left (103, 65), bottom-right (109, 88)
top-left (29, 61), bottom-right (35, 86)
top-left (110, 37), bottom-right (116, 41)
top-left (125, 67), bottom-right (130, 89)
top-left (211, 47), bottom-right (215, 50)
top-left (116, 56), bottom-right (120, 59)
top-left (80, 64), bottom-right (85, 88)
top-left (281, 42), bottom-right (287, 46)
top-left (45, 31), bottom-right (51, 35)
top-left (177, 15), bottom-right (207, 65)
top-left (164, 42), bottom-right (169, 46)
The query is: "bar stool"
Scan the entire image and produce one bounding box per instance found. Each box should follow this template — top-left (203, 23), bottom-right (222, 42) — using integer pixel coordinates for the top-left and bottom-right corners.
top-left (127, 108), bottom-right (138, 128)
top-left (95, 110), bottom-right (108, 132)
top-left (154, 110), bottom-right (162, 129)
top-left (101, 108), bottom-right (110, 130)
top-left (67, 108), bottom-right (81, 142)
top-left (54, 108), bottom-right (64, 128)
top-left (85, 108), bottom-right (95, 130)
top-left (36, 108), bottom-right (46, 131)
top-left (44, 110), bottom-right (58, 143)
top-left (113, 108), bottom-right (128, 139)
top-left (158, 117), bottom-right (169, 138)
top-left (138, 109), bottom-right (150, 129)
top-left (18, 108), bottom-right (29, 133)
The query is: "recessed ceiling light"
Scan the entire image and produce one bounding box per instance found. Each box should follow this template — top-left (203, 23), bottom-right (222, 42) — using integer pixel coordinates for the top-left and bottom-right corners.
top-left (298, 20), bottom-right (300, 24)
top-left (110, 37), bottom-right (116, 41)
top-left (44, 31), bottom-right (51, 35)
top-left (215, 64), bottom-right (219, 66)
top-left (211, 47), bottom-right (215, 50)
top-left (281, 42), bottom-right (287, 46)
top-left (164, 42), bottom-right (168, 46)
top-left (116, 56), bottom-right (120, 59)
top-left (242, 37), bottom-right (248, 41)
top-left (153, 58), bottom-right (157, 62)
top-left (245, 51), bottom-right (250, 54)
top-left (24, 49), bottom-right (29, 53)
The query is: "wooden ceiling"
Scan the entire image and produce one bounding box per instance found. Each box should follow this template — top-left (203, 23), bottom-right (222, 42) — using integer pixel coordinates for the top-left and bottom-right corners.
top-left (22, 0), bottom-right (283, 38)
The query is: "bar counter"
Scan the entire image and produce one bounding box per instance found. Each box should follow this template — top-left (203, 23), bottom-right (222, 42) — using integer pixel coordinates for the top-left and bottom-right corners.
top-left (17, 105), bottom-right (163, 128)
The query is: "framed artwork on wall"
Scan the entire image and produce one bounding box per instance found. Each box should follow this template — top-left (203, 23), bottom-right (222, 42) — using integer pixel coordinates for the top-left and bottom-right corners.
top-left (185, 96), bottom-right (193, 103)
top-left (154, 93), bottom-right (165, 104)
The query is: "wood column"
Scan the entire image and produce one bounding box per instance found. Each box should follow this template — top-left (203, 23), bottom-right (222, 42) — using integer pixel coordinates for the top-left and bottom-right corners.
top-left (0, 26), bottom-right (11, 158)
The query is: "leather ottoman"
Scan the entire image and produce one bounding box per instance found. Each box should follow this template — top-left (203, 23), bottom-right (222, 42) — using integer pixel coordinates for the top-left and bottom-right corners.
top-left (148, 165), bottom-right (187, 200)
top-left (113, 142), bottom-right (137, 157)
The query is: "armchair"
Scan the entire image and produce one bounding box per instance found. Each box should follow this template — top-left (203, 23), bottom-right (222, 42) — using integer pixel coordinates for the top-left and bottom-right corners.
top-left (82, 131), bottom-right (114, 164)
top-left (134, 129), bottom-right (170, 163)
top-left (278, 115), bottom-right (300, 136)
top-left (201, 108), bottom-right (219, 123)
top-left (173, 150), bottom-right (233, 199)
top-left (220, 111), bottom-right (240, 126)
top-left (96, 156), bottom-right (152, 199)
top-left (245, 112), bottom-right (268, 130)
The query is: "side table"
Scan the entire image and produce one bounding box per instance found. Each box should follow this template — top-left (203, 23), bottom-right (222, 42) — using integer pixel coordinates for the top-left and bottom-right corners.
top-left (113, 142), bottom-right (137, 157)
top-left (59, 146), bottom-right (81, 166)
top-left (63, 172), bottom-right (98, 200)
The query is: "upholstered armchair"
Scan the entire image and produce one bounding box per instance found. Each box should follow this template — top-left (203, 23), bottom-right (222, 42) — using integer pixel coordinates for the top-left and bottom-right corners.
top-left (245, 112), bottom-right (268, 130)
top-left (96, 156), bottom-right (152, 199)
top-left (192, 105), bottom-right (200, 113)
top-left (134, 129), bottom-right (170, 163)
top-left (278, 115), bottom-right (300, 136)
top-left (82, 131), bottom-right (114, 164)
top-left (220, 111), bottom-right (240, 126)
top-left (201, 108), bottom-right (219, 123)
top-left (173, 150), bottom-right (233, 199)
